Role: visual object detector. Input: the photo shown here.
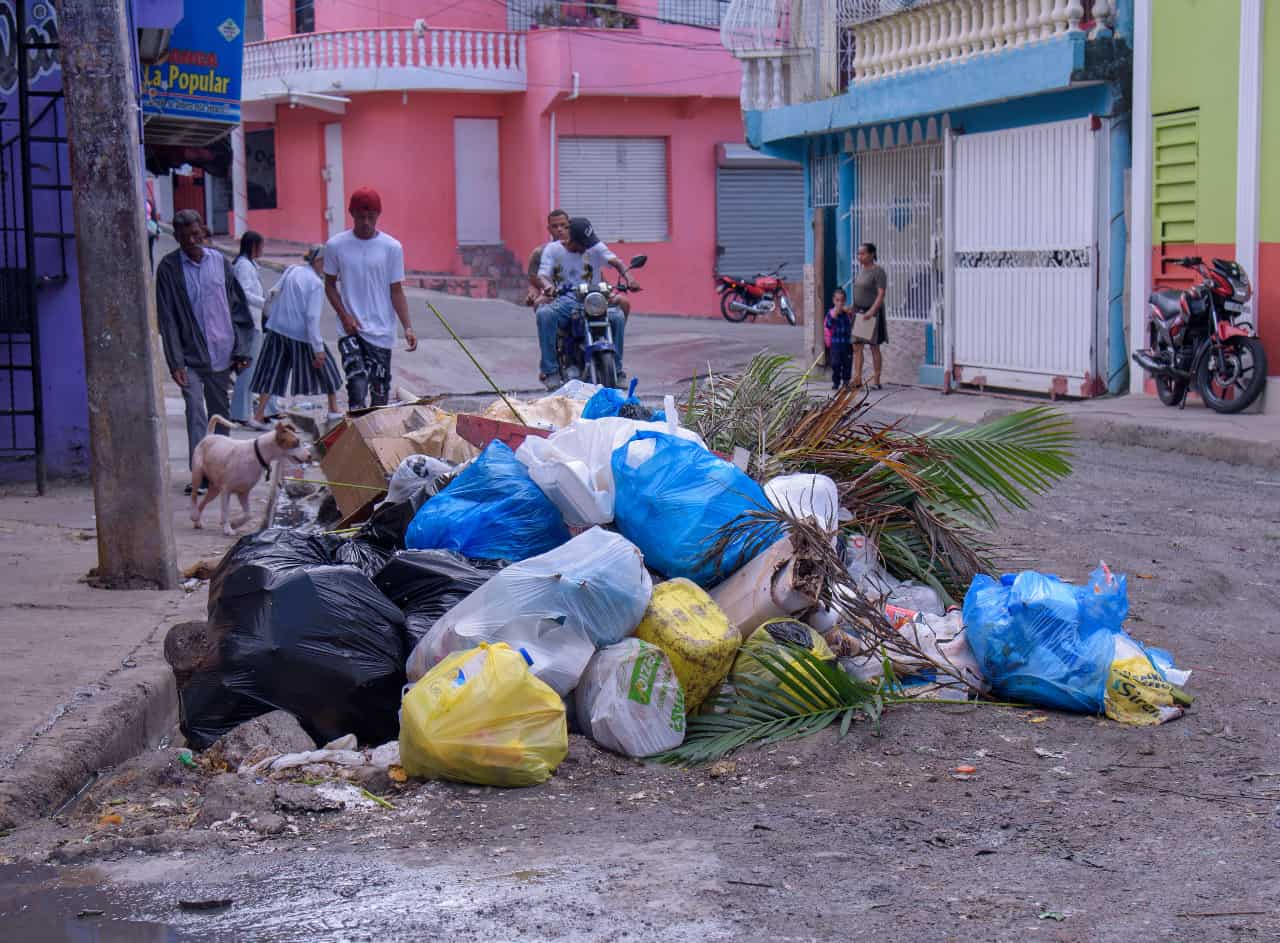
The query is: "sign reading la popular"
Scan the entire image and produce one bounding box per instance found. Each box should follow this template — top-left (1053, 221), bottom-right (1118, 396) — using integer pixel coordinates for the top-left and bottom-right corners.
top-left (142, 0), bottom-right (245, 125)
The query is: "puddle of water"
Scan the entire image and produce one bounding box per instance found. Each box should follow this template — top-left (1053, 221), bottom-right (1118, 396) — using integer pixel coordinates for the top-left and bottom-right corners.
top-left (0, 864), bottom-right (192, 942)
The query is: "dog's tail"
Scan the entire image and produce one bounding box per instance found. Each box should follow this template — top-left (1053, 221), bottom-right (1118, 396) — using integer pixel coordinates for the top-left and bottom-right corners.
top-left (207, 414), bottom-right (235, 435)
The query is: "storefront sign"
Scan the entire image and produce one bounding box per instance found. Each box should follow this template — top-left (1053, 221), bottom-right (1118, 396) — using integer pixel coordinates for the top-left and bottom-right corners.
top-left (142, 0), bottom-right (244, 125)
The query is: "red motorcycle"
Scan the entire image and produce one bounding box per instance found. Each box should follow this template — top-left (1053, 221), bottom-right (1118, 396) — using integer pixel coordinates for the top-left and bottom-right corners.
top-left (1132, 256), bottom-right (1267, 414)
top-left (716, 263), bottom-right (796, 325)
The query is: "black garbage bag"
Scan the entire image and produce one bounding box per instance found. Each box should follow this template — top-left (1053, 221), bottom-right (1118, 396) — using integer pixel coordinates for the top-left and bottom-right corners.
top-left (329, 536), bottom-right (394, 576)
top-left (182, 531), bottom-right (407, 750)
top-left (373, 550), bottom-right (502, 649)
top-left (355, 500), bottom-right (419, 552)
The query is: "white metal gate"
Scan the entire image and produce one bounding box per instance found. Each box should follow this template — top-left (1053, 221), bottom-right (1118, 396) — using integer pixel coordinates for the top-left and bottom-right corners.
top-left (851, 141), bottom-right (944, 323)
top-left (951, 118), bottom-right (1100, 394)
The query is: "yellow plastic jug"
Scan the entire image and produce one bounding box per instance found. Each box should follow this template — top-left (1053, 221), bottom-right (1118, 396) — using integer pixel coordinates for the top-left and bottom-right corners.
top-left (634, 579), bottom-right (739, 712)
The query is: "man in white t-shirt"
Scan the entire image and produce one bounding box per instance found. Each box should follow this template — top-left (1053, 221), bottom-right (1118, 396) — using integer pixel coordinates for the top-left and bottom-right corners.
top-left (534, 217), bottom-right (636, 390)
top-left (323, 187), bottom-right (418, 409)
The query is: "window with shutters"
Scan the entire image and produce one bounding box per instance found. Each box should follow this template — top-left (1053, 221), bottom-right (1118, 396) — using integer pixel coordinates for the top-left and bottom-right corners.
top-left (557, 137), bottom-right (669, 242)
top-left (1152, 109), bottom-right (1199, 282)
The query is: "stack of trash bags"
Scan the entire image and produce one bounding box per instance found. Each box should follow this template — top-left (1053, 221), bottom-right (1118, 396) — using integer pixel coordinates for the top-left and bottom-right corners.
top-left (175, 381), bottom-right (1193, 791)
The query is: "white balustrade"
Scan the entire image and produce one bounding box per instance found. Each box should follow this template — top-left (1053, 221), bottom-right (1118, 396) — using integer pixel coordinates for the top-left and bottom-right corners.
top-left (242, 26), bottom-right (527, 99)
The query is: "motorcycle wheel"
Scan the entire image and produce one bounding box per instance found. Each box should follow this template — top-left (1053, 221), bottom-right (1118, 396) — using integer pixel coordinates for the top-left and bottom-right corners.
top-left (720, 290), bottom-right (750, 323)
top-left (780, 295), bottom-right (796, 326)
top-left (593, 350), bottom-right (619, 389)
top-left (1196, 336), bottom-right (1267, 414)
top-left (1154, 375), bottom-right (1187, 407)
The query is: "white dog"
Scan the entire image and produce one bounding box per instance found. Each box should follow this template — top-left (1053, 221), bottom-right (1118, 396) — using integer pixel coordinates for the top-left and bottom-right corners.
top-left (191, 416), bottom-right (311, 536)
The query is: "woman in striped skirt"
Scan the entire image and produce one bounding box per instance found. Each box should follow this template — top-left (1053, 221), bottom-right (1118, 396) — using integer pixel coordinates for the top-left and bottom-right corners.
top-left (246, 245), bottom-right (345, 429)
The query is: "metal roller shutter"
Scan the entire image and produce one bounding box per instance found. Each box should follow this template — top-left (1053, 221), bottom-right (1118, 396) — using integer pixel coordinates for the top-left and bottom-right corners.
top-left (715, 166), bottom-right (805, 278)
top-left (558, 137), bottom-right (668, 242)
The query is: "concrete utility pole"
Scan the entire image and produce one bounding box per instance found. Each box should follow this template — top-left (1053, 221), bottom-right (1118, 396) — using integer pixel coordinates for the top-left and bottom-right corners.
top-left (59, 0), bottom-right (179, 589)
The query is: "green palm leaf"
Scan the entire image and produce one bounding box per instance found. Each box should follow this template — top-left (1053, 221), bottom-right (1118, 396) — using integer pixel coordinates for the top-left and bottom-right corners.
top-left (656, 645), bottom-right (884, 767)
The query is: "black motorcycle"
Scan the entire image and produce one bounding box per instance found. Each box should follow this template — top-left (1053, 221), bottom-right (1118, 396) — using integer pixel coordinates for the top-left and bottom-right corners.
top-left (1132, 256), bottom-right (1267, 414)
top-left (555, 255), bottom-right (646, 390)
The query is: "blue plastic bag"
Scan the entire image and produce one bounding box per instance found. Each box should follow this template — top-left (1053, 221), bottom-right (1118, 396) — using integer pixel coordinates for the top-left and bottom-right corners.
top-left (963, 565), bottom-right (1177, 716)
top-left (581, 378), bottom-right (664, 422)
top-left (406, 441), bottom-right (570, 562)
top-left (611, 431), bottom-right (783, 588)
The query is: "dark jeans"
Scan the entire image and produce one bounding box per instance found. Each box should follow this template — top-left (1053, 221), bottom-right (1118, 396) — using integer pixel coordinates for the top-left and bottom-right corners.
top-left (180, 367), bottom-right (232, 469)
top-left (830, 343), bottom-right (852, 388)
top-left (339, 334), bottom-right (392, 409)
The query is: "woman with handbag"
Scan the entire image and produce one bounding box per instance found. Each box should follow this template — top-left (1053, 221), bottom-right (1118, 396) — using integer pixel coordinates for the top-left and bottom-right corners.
top-left (851, 242), bottom-right (888, 390)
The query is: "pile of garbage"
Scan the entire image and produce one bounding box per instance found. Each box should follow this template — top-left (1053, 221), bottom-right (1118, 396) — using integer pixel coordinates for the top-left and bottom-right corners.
top-left (168, 369), bottom-right (1193, 790)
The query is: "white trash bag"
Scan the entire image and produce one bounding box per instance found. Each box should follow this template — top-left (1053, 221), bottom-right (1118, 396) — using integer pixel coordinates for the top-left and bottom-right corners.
top-left (764, 473), bottom-right (840, 534)
top-left (516, 417), bottom-right (705, 527)
top-left (405, 528), bottom-right (653, 695)
top-left (575, 639), bottom-right (686, 758)
top-left (385, 454), bottom-right (453, 509)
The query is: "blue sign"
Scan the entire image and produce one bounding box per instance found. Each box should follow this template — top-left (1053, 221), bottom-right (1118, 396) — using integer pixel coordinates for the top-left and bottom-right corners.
top-left (141, 0), bottom-right (244, 125)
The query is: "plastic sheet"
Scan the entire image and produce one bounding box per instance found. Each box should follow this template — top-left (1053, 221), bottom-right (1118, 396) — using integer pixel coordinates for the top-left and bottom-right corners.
top-left (612, 432), bottom-right (783, 588)
top-left (373, 550), bottom-right (502, 649)
top-left (405, 440), bottom-right (570, 562)
top-left (575, 639), bottom-right (685, 758)
top-left (406, 528), bottom-right (654, 695)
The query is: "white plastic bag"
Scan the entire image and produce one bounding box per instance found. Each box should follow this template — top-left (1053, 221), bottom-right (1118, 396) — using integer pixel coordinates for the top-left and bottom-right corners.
top-left (385, 454), bottom-right (453, 509)
top-left (764, 473), bottom-right (840, 533)
top-left (405, 528), bottom-right (653, 695)
top-left (886, 580), bottom-right (945, 616)
top-left (516, 417), bottom-right (706, 526)
top-left (575, 639), bottom-right (685, 758)
top-left (551, 379), bottom-right (604, 401)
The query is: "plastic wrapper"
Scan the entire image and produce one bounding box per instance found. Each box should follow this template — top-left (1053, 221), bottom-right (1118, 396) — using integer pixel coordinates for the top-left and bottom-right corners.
top-left (181, 532), bottom-right (408, 749)
top-left (373, 550), bottom-right (502, 649)
top-left (886, 581), bottom-right (945, 616)
top-left (400, 642), bottom-right (568, 787)
top-left (612, 432), bottom-right (783, 588)
top-left (635, 578), bottom-right (739, 712)
top-left (385, 454), bottom-right (453, 509)
top-left (575, 639), bottom-right (686, 758)
top-left (406, 528), bottom-right (653, 695)
top-left (516, 417), bottom-right (705, 527)
top-left (964, 565), bottom-right (1191, 724)
top-left (405, 440), bottom-right (570, 562)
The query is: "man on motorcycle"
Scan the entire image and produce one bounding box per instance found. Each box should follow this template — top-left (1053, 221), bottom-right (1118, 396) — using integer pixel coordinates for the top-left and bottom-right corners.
top-left (524, 209), bottom-right (571, 307)
top-left (534, 217), bottom-right (637, 390)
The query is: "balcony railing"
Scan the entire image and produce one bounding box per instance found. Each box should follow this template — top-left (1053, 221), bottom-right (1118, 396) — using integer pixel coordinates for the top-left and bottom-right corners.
top-left (726, 0), bottom-right (1112, 111)
top-left (242, 27), bottom-right (527, 99)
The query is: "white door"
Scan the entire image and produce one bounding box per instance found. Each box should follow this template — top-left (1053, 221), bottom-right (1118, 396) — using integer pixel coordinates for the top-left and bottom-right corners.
top-left (454, 118), bottom-right (501, 244)
top-left (952, 118), bottom-right (1100, 394)
top-left (323, 122), bottom-right (344, 240)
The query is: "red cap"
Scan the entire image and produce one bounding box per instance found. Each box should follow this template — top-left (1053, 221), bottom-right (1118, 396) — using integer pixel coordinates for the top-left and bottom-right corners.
top-left (348, 187), bottom-right (382, 215)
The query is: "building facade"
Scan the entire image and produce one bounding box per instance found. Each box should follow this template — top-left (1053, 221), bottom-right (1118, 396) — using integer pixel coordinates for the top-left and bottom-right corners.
top-left (723, 0), bottom-right (1133, 395)
top-left (1128, 0), bottom-right (1278, 399)
top-left (238, 0), bottom-right (806, 318)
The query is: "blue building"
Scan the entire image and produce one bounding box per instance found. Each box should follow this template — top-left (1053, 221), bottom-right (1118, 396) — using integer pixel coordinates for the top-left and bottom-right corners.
top-left (721, 0), bottom-right (1133, 395)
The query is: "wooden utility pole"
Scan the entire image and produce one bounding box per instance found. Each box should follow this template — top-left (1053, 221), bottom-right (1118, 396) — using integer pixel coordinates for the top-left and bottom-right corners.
top-left (58, 0), bottom-right (179, 589)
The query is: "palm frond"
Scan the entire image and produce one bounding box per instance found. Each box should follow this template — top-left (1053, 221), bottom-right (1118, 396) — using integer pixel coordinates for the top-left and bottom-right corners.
top-left (656, 644), bottom-right (883, 766)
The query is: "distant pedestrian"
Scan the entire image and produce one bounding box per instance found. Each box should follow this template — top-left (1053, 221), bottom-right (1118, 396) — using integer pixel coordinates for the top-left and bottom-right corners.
top-left (155, 209), bottom-right (254, 495)
top-left (852, 242), bottom-right (888, 390)
top-left (247, 245), bottom-right (344, 429)
top-left (229, 230), bottom-right (279, 423)
top-left (323, 188), bottom-right (417, 409)
top-left (825, 287), bottom-right (853, 390)
top-left (144, 196), bottom-right (160, 269)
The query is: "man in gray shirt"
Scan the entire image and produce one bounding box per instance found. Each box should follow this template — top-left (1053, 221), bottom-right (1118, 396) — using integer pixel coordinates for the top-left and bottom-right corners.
top-left (156, 209), bottom-right (254, 494)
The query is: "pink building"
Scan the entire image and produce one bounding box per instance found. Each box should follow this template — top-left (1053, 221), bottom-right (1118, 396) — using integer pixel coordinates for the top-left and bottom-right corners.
top-left (238, 0), bottom-right (806, 318)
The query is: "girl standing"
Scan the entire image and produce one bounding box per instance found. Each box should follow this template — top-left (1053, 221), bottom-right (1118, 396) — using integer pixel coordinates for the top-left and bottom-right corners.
top-left (825, 287), bottom-right (853, 390)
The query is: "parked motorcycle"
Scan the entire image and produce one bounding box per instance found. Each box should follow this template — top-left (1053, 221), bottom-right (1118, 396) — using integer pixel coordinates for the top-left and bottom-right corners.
top-left (1132, 256), bottom-right (1267, 414)
top-left (716, 263), bottom-right (796, 325)
top-left (555, 255), bottom-right (646, 390)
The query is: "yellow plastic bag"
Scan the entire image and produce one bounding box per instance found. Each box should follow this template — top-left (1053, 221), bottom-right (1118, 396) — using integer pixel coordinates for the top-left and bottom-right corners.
top-left (399, 642), bottom-right (568, 787)
top-left (1102, 636), bottom-right (1190, 726)
top-left (634, 579), bottom-right (739, 712)
top-left (731, 619), bottom-right (835, 708)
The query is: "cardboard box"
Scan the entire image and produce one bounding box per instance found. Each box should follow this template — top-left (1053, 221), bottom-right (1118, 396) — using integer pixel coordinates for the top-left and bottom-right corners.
top-left (320, 402), bottom-right (476, 519)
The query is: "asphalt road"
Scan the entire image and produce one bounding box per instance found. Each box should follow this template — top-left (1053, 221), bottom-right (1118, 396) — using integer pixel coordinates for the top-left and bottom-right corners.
top-left (3, 437), bottom-right (1278, 942)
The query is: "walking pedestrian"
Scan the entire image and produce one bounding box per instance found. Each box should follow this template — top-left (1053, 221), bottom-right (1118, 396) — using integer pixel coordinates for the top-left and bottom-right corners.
top-left (247, 245), bottom-right (344, 429)
top-left (230, 230), bottom-right (283, 423)
top-left (144, 195), bottom-right (160, 269)
top-left (852, 242), bottom-right (888, 390)
top-left (155, 209), bottom-right (254, 495)
top-left (323, 187), bottom-right (417, 410)
top-left (825, 287), bottom-right (853, 390)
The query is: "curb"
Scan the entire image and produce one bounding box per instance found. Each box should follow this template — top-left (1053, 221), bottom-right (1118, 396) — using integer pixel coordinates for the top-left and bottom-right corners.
top-left (982, 405), bottom-right (1280, 471)
top-left (0, 637), bottom-right (179, 831)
